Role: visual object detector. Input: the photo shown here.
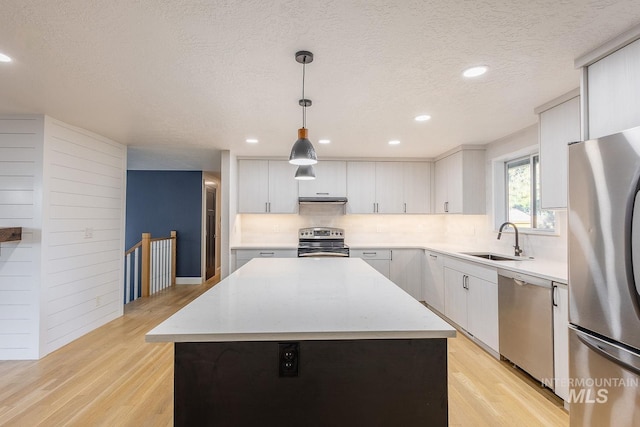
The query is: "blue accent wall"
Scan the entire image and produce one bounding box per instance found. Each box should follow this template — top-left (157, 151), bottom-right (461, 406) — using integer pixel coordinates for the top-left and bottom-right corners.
top-left (126, 171), bottom-right (202, 278)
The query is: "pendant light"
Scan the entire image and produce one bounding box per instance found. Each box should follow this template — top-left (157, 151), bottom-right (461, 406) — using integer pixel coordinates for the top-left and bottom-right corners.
top-left (294, 165), bottom-right (316, 180)
top-left (289, 50), bottom-right (318, 166)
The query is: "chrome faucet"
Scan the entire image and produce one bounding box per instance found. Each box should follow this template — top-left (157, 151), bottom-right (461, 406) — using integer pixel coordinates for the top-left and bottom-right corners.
top-left (497, 222), bottom-right (523, 256)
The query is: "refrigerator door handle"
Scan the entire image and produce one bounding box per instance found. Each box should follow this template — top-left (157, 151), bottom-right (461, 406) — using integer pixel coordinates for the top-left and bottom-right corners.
top-left (631, 190), bottom-right (640, 300)
top-left (573, 326), bottom-right (640, 376)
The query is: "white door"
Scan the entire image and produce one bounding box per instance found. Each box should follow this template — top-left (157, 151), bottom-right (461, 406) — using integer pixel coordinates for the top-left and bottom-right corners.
top-left (375, 162), bottom-right (404, 214)
top-left (553, 284), bottom-right (570, 401)
top-left (389, 249), bottom-right (422, 300)
top-left (298, 160), bottom-right (347, 197)
top-left (423, 251), bottom-right (445, 312)
top-left (268, 161), bottom-right (298, 213)
top-left (238, 160), bottom-right (269, 213)
top-left (403, 162), bottom-right (431, 213)
top-left (467, 275), bottom-right (499, 352)
top-left (446, 151), bottom-right (464, 214)
top-left (346, 161), bottom-right (376, 213)
top-left (444, 267), bottom-right (468, 329)
top-left (434, 158), bottom-right (448, 214)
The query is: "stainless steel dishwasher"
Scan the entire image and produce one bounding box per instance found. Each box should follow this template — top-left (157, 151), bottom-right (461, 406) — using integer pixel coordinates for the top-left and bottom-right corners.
top-left (498, 269), bottom-right (553, 383)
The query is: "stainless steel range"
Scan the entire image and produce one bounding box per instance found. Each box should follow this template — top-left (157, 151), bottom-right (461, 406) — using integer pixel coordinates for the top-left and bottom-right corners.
top-left (297, 227), bottom-right (349, 257)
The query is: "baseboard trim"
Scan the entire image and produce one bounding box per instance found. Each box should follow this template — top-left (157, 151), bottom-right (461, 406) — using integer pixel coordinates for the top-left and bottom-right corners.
top-left (176, 277), bottom-right (203, 285)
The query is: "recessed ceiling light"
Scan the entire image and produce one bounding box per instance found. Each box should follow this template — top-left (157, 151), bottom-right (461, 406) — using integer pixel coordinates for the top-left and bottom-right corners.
top-left (463, 66), bottom-right (488, 78)
top-left (318, 139), bottom-right (331, 144)
top-left (0, 52), bottom-right (12, 63)
top-left (388, 140), bottom-right (401, 145)
top-left (246, 138), bottom-right (258, 144)
top-left (414, 115), bottom-right (431, 122)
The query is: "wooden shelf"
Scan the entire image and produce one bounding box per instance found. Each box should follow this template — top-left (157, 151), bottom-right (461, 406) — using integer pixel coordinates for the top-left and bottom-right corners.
top-left (0, 227), bottom-right (22, 243)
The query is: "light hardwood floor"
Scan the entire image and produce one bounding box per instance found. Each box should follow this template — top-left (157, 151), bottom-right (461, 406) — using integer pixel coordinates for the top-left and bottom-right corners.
top-left (0, 283), bottom-right (569, 426)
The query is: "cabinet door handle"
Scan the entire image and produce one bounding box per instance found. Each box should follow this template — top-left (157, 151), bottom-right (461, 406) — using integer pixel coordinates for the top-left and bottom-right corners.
top-left (265, 202), bottom-right (268, 213)
top-left (444, 201), bottom-right (449, 213)
top-left (552, 284), bottom-right (558, 307)
top-left (362, 252), bottom-right (377, 256)
top-left (373, 203), bottom-right (376, 213)
top-left (316, 192), bottom-right (329, 195)
top-left (403, 202), bottom-right (407, 213)
top-left (390, 250), bottom-right (393, 261)
top-left (259, 252), bottom-right (275, 256)
top-left (429, 254), bottom-right (438, 259)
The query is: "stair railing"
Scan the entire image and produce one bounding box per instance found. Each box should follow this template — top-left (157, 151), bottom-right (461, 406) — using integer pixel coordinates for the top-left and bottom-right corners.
top-left (124, 231), bottom-right (176, 303)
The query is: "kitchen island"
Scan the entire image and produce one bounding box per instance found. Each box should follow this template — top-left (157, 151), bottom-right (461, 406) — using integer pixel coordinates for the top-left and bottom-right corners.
top-left (146, 257), bottom-right (456, 426)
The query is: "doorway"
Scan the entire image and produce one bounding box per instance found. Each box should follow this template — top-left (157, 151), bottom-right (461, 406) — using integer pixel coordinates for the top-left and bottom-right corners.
top-left (204, 175), bottom-right (221, 282)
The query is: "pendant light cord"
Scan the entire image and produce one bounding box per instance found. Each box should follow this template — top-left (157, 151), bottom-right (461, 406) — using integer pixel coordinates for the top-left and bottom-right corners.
top-left (302, 60), bottom-right (306, 128)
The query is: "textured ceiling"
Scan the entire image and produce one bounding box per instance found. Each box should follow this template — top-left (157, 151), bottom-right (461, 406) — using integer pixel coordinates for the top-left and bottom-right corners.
top-left (1, 1), bottom-right (640, 168)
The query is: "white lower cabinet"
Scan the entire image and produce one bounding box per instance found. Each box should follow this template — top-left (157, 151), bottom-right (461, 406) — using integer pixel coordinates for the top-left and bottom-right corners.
top-left (351, 249), bottom-right (391, 278)
top-left (389, 249), bottom-right (422, 300)
top-left (443, 257), bottom-right (499, 353)
top-left (553, 283), bottom-right (569, 401)
top-left (352, 248), bottom-right (422, 300)
top-left (422, 250), bottom-right (445, 313)
top-left (234, 249), bottom-right (297, 271)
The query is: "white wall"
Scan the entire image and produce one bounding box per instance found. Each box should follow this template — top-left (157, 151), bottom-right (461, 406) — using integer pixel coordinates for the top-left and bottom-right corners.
top-left (0, 115), bottom-right (126, 360)
top-left (221, 150), bottom-right (239, 278)
top-left (477, 124), bottom-right (568, 263)
top-left (0, 116), bottom-right (44, 359)
top-left (40, 117), bottom-right (126, 355)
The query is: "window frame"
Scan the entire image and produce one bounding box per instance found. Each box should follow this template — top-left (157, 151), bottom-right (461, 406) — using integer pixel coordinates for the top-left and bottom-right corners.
top-left (501, 152), bottom-right (556, 233)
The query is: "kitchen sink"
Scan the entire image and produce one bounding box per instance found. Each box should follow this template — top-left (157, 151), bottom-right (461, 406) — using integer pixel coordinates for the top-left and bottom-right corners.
top-left (462, 252), bottom-right (532, 261)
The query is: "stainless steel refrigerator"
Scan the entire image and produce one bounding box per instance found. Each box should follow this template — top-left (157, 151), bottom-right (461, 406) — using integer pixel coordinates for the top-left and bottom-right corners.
top-left (568, 126), bottom-right (640, 426)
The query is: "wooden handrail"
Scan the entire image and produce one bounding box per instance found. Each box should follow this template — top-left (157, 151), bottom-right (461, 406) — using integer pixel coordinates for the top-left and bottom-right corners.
top-left (171, 230), bottom-right (177, 286)
top-left (124, 231), bottom-right (177, 302)
top-left (125, 241), bottom-right (142, 256)
top-left (141, 233), bottom-right (151, 297)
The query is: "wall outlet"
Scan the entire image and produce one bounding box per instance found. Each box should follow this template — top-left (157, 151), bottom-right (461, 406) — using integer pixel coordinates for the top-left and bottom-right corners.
top-left (278, 342), bottom-right (299, 377)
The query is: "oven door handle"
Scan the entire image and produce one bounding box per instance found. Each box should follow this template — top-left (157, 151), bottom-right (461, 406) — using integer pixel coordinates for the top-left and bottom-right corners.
top-left (299, 252), bottom-right (349, 257)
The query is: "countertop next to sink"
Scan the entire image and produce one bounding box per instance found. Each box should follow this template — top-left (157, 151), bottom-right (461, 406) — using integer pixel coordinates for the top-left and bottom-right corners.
top-left (231, 243), bottom-right (568, 284)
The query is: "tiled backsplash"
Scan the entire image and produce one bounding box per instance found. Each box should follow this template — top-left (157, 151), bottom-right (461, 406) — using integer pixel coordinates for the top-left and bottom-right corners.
top-left (237, 209), bottom-right (568, 263)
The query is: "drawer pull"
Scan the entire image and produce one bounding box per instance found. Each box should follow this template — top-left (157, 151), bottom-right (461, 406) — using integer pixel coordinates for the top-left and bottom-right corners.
top-left (259, 252), bottom-right (275, 256)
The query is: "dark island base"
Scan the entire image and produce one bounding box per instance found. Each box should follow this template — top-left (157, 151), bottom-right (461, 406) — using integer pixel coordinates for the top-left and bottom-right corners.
top-left (175, 338), bottom-right (448, 427)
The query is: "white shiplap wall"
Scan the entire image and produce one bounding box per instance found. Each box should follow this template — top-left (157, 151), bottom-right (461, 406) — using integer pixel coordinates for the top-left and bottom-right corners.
top-left (0, 116), bottom-right (44, 360)
top-left (40, 117), bottom-right (126, 355)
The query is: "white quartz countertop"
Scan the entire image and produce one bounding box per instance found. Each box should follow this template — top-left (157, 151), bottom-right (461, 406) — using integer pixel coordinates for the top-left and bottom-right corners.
top-left (231, 243), bottom-right (568, 284)
top-left (146, 258), bottom-right (456, 343)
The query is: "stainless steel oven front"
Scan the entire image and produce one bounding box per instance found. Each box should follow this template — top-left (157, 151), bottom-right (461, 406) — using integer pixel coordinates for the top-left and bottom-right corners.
top-left (297, 227), bottom-right (349, 257)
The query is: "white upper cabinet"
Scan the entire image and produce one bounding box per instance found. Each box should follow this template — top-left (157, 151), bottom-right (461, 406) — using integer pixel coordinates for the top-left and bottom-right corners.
top-left (434, 149), bottom-right (485, 214)
top-left (403, 162), bottom-right (431, 214)
top-left (587, 38), bottom-right (640, 139)
top-left (347, 161), bottom-right (432, 214)
top-left (298, 160), bottom-right (347, 197)
top-left (346, 161), bottom-right (376, 214)
top-left (538, 94), bottom-right (581, 209)
top-left (375, 162), bottom-right (404, 214)
top-left (238, 159), bottom-right (270, 213)
top-left (238, 160), bottom-right (298, 213)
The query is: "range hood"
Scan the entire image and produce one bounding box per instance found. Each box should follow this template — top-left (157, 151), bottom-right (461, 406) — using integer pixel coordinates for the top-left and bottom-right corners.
top-left (298, 196), bottom-right (348, 205)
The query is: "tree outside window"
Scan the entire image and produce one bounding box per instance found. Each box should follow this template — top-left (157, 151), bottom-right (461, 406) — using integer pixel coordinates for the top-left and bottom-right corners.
top-left (506, 154), bottom-right (555, 231)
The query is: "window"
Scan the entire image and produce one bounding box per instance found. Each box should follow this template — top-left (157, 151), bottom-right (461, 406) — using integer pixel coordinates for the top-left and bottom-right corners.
top-left (505, 154), bottom-right (555, 231)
